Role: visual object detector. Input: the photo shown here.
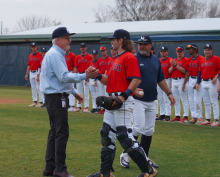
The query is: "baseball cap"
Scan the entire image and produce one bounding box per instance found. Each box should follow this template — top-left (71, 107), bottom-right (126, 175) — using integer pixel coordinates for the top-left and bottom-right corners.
top-left (107, 29), bottom-right (130, 40)
top-left (151, 46), bottom-right (154, 50)
top-left (80, 43), bottom-right (86, 47)
top-left (136, 35), bottom-right (152, 44)
top-left (41, 46), bottom-right (47, 52)
top-left (160, 46), bottom-right (168, 51)
top-left (176, 46), bottom-right (184, 52)
top-left (204, 44), bottom-right (212, 49)
top-left (52, 27), bottom-right (75, 39)
top-left (31, 42), bottom-right (37, 46)
top-left (186, 43), bottom-right (198, 50)
top-left (100, 45), bottom-right (107, 51)
top-left (91, 49), bottom-right (98, 55)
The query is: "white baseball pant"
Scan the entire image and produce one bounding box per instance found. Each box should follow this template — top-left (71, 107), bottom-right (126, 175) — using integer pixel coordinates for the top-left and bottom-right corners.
top-left (157, 78), bottom-right (171, 116)
top-left (132, 99), bottom-right (156, 137)
top-left (171, 78), bottom-right (189, 117)
top-left (76, 80), bottom-right (90, 108)
top-left (97, 80), bottom-right (105, 96)
top-left (154, 100), bottom-right (158, 115)
top-left (201, 80), bottom-right (219, 120)
top-left (89, 79), bottom-right (99, 109)
top-left (30, 72), bottom-right (42, 102)
top-left (188, 77), bottom-right (203, 119)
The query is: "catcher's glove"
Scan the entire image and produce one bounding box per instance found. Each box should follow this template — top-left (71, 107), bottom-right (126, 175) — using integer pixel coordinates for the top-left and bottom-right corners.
top-left (96, 96), bottom-right (123, 110)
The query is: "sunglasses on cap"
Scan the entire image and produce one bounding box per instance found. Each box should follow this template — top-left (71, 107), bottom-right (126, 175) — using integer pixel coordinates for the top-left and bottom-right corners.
top-left (176, 47), bottom-right (183, 51)
top-left (100, 47), bottom-right (107, 51)
top-left (187, 45), bottom-right (197, 49)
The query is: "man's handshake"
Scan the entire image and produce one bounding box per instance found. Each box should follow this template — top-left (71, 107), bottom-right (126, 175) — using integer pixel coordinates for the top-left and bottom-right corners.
top-left (85, 66), bottom-right (99, 79)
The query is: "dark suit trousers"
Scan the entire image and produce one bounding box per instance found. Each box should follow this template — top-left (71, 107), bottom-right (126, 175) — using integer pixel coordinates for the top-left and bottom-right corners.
top-left (44, 93), bottom-right (69, 172)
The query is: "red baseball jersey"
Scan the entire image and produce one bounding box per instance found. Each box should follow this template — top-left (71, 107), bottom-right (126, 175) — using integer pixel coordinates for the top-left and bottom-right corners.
top-left (86, 59), bottom-right (99, 69)
top-left (27, 52), bottom-right (42, 70)
top-left (74, 53), bottom-right (92, 73)
top-left (186, 55), bottom-right (203, 77)
top-left (107, 52), bottom-right (141, 93)
top-left (199, 55), bottom-right (220, 79)
top-left (171, 57), bottom-right (188, 78)
top-left (97, 56), bottom-right (111, 74)
top-left (159, 57), bottom-right (172, 78)
top-left (65, 52), bottom-right (76, 71)
top-left (106, 56), bottom-right (117, 75)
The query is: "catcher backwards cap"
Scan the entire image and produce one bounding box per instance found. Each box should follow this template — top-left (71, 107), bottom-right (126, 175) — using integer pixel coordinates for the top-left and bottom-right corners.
top-left (136, 35), bottom-right (152, 44)
top-left (204, 43), bottom-right (212, 49)
top-left (186, 43), bottom-right (198, 50)
top-left (176, 46), bottom-right (184, 51)
top-left (52, 27), bottom-right (75, 39)
top-left (107, 29), bottom-right (130, 40)
top-left (92, 49), bottom-right (98, 55)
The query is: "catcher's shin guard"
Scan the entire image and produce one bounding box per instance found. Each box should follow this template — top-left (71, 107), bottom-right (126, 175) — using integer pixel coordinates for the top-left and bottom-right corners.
top-left (116, 126), bottom-right (149, 173)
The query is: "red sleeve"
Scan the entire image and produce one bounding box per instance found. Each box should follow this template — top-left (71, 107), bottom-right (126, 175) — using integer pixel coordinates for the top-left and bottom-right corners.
top-left (183, 57), bottom-right (188, 69)
top-left (125, 54), bottom-right (141, 80)
top-left (74, 56), bottom-right (79, 68)
top-left (216, 56), bottom-right (220, 70)
top-left (27, 54), bottom-right (31, 65)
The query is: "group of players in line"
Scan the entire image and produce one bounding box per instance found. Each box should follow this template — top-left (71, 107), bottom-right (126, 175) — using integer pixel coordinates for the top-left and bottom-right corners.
top-left (26, 41), bottom-right (220, 128)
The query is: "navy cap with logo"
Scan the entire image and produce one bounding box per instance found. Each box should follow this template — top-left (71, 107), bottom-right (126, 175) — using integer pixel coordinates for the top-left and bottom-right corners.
top-left (176, 46), bottom-right (184, 52)
top-left (52, 27), bottom-right (75, 39)
top-left (31, 42), bottom-right (37, 46)
top-left (80, 43), bottom-right (86, 47)
top-left (136, 35), bottom-right (152, 44)
top-left (186, 43), bottom-right (198, 50)
top-left (160, 46), bottom-right (168, 51)
top-left (107, 29), bottom-right (130, 40)
top-left (204, 44), bottom-right (212, 49)
top-left (100, 45), bottom-right (107, 51)
top-left (41, 46), bottom-right (47, 52)
top-left (92, 49), bottom-right (98, 55)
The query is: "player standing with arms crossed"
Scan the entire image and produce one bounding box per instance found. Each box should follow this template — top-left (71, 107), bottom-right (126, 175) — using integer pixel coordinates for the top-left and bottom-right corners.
top-left (156, 46), bottom-right (172, 121)
top-left (169, 46), bottom-right (189, 123)
top-left (73, 43), bottom-right (92, 112)
top-left (25, 42), bottom-right (43, 107)
top-left (65, 47), bottom-right (76, 111)
top-left (87, 30), bottom-right (158, 177)
top-left (182, 44), bottom-right (203, 124)
top-left (196, 44), bottom-right (220, 126)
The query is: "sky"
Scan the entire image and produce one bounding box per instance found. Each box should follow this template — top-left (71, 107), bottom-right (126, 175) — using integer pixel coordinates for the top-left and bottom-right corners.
top-left (0, 0), bottom-right (115, 33)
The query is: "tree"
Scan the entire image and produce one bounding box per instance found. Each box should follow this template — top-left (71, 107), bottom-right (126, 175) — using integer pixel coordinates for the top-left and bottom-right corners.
top-left (14, 15), bottom-right (62, 32)
top-left (93, 0), bottom-right (219, 22)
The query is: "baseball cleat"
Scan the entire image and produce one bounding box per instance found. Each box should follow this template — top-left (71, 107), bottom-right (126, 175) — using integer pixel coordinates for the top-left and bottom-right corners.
top-left (187, 118), bottom-right (197, 124)
top-left (90, 108), bottom-right (97, 113)
top-left (211, 120), bottom-right (219, 127)
top-left (199, 120), bottom-right (211, 125)
top-left (40, 103), bottom-right (46, 108)
top-left (120, 152), bottom-right (130, 168)
top-left (137, 167), bottom-right (158, 177)
top-left (83, 107), bottom-right (89, 113)
top-left (35, 103), bottom-right (43, 107)
top-left (72, 107), bottom-right (82, 112)
top-left (68, 106), bottom-right (75, 111)
top-left (155, 114), bottom-right (158, 119)
top-left (87, 172), bottom-right (115, 177)
top-left (180, 117), bottom-right (188, 123)
top-left (164, 116), bottom-right (170, 121)
top-left (96, 109), bottom-right (105, 114)
top-left (148, 159), bottom-right (159, 168)
top-left (169, 117), bottom-right (180, 122)
top-left (29, 102), bottom-right (37, 107)
top-left (195, 118), bottom-right (203, 124)
top-left (156, 115), bottom-right (165, 121)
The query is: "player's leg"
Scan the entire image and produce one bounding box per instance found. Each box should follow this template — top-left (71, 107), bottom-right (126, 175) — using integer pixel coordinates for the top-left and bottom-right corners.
top-left (179, 80), bottom-right (189, 123)
top-left (83, 80), bottom-right (90, 113)
top-left (68, 94), bottom-right (75, 111)
top-left (97, 80), bottom-right (106, 114)
top-left (29, 72), bottom-right (38, 107)
top-left (154, 100), bottom-right (158, 119)
top-left (89, 84), bottom-right (98, 113)
top-left (188, 78), bottom-right (196, 118)
top-left (74, 81), bottom-right (83, 111)
top-left (196, 83), bottom-right (204, 123)
top-left (156, 85), bottom-right (165, 120)
top-left (104, 85), bottom-right (109, 97)
top-left (163, 78), bottom-right (171, 121)
top-left (170, 80), bottom-right (181, 122)
top-left (35, 78), bottom-right (44, 107)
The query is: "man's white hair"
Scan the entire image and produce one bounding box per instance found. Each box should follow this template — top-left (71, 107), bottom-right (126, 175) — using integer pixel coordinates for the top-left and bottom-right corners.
top-left (52, 38), bottom-right (57, 44)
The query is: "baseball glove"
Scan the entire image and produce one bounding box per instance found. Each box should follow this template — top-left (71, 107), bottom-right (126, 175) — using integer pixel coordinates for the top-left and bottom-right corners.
top-left (96, 96), bottom-right (123, 110)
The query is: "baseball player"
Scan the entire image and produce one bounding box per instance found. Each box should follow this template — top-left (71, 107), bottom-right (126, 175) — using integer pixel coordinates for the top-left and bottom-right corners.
top-left (196, 44), bottom-right (220, 127)
top-left (96, 45), bottom-right (111, 114)
top-left (182, 44), bottom-right (203, 124)
top-left (86, 49), bottom-right (100, 113)
top-left (25, 42), bottom-right (43, 107)
top-left (168, 46), bottom-right (189, 123)
top-left (65, 47), bottom-right (76, 111)
top-left (156, 46), bottom-right (172, 121)
top-left (87, 29), bottom-right (158, 177)
top-left (120, 37), bottom-right (175, 170)
top-left (105, 45), bottom-right (117, 76)
top-left (73, 43), bottom-right (92, 112)
top-left (36, 46), bottom-right (47, 108)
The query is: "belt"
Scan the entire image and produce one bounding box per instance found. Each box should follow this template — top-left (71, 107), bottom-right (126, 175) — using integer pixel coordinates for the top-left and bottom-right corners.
top-left (30, 70), bottom-right (37, 73)
top-left (203, 78), bottom-right (213, 81)
top-left (45, 93), bottom-right (69, 97)
top-left (166, 78), bottom-right (170, 79)
top-left (172, 77), bottom-right (182, 80)
top-left (191, 76), bottom-right (197, 79)
top-left (79, 72), bottom-right (85, 74)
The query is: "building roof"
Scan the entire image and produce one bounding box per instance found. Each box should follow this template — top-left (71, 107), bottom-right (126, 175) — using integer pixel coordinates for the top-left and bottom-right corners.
top-left (1, 18), bottom-right (220, 43)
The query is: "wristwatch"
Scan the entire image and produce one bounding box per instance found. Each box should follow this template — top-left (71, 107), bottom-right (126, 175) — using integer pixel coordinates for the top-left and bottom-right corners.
top-left (167, 92), bottom-right (172, 96)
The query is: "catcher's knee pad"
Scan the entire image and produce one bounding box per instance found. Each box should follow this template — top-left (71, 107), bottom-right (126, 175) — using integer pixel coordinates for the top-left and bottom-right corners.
top-left (128, 147), bottom-right (150, 173)
top-left (100, 123), bottom-right (116, 147)
top-left (100, 147), bottom-right (115, 177)
top-left (116, 126), bottom-right (133, 150)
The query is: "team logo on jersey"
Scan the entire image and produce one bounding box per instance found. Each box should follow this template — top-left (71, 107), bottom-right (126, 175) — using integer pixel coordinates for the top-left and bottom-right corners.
top-left (140, 63), bottom-right (144, 66)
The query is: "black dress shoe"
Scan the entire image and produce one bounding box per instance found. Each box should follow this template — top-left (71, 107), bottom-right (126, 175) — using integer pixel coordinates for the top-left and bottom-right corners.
top-left (43, 169), bottom-right (54, 176)
top-left (53, 171), bottom-right (73, 177)
top-left (156, 115), bottom-right (165, 120)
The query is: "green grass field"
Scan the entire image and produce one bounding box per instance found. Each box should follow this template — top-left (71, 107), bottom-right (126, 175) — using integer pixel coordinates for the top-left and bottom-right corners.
top-left (0, 86), bottom-right (220, 177)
